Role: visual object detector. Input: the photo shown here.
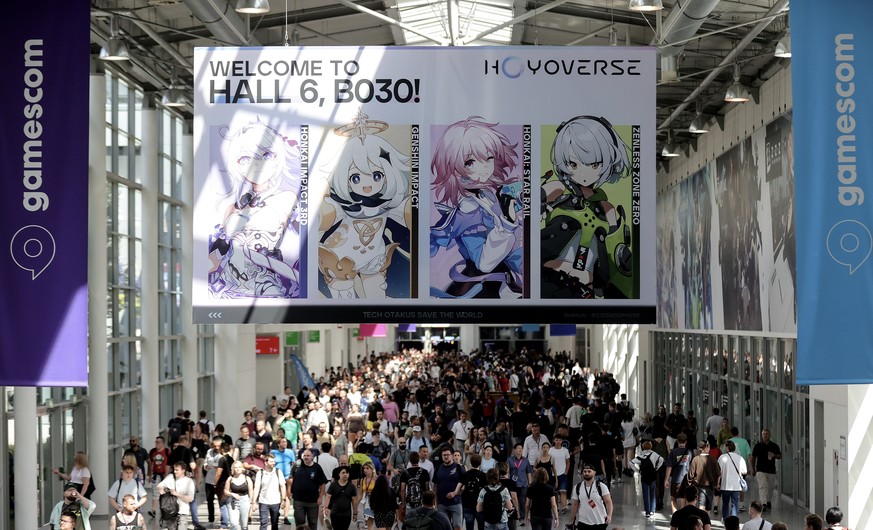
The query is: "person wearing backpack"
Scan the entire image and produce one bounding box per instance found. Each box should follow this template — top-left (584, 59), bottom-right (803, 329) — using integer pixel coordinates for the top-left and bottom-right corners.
top-left (157, 462), bottom-right (195, 530)
top-left (631, 440), bottom-right (664, 518)
top-left (404, 491), bottom-right (452, 530)
top-left (477, 468), bottom-right (513, 530)
top-left (401, 451), bottom-right (432, 518)
top-left (664, 434), bottom-right (694, 513)
top-left (567, 463), bottom-right (612, 530)
top-left (252, 453), bottom-right (287, 530)
top-left (459, 454), bottom-right (487, 530)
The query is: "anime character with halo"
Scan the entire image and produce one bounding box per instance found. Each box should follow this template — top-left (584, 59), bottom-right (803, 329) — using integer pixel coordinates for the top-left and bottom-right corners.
top-left (318, 110), bottom-right (412, 299)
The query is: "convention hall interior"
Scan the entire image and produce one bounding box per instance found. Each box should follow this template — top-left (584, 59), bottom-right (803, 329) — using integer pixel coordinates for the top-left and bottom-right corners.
top-left (1, 1), bottom-right (868, 529)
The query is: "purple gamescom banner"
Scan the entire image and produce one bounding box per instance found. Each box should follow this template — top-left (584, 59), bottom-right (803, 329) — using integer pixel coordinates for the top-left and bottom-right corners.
top-left (0, 5), bottom-right (89, 386)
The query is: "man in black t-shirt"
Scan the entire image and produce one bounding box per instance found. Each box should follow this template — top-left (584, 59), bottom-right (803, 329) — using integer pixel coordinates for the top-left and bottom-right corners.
top-left (749, 429), bottom-right (781, 510)
top-left (670, 486), bottom-right (712, 530)
top-left (290, 448), bottom-right (329, 528)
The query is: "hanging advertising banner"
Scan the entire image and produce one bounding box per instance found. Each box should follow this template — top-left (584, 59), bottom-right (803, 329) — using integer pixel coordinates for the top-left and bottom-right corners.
top-left (793, 2), bottom-right (873, 383)
top-left (193, 46), bottom-right (656, 324)
top-left (0, 5), bottom-right (89, 386)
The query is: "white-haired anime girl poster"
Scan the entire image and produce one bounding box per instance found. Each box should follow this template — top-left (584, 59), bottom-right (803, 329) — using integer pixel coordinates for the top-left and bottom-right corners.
top-left (205, 118), bottom-right (306, 299)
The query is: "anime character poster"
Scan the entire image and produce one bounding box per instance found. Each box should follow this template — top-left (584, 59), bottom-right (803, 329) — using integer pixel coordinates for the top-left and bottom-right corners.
top-left (715, 138), bottom-right (764, 331)
top-left (679, 165), bottom-right (714, 329)
top-left (317, 110), bottom-right (415, 299)
top-left (539, 116), bottom-right (637, 299)
top-left (429, 117), bottom-right (528, 299)
top-left (764, 114), bottom-right (796, 333)
top-left (206, 118), bottom-right (306, 299)
top-left (656, 186), bottom-right (680, 328)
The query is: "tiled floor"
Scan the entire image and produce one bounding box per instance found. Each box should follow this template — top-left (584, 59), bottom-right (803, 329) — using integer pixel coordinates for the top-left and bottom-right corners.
top-left (85, 475), bottom-right (813, 530)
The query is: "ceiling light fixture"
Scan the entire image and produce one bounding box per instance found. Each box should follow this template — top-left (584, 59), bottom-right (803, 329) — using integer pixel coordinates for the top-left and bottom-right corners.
top-left (99, 16), bottom-right (130, 62)
top-left (660, 54), bottom-right (679, 83)
top-left (774, 31), bottom-right (791, 58)
top-left (689, 101), bottom-right (708, 134)
top-left (628, 0), bottom-right (663, 12)
top-left (236, 0), bottom-right (271, 14)
top-left (162, 67), bottom-right (186, 107)
top-left (661, 132), bottom-right (680, 158)
top-left (609, 27), bottom-right (618, 46)
top-left (724, 63), bottom-right (751, 103)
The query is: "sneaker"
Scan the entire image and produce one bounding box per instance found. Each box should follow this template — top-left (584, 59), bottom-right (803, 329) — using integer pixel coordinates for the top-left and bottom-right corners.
top-left (148, 511), bottom-right (156, 519)
top-left (284, 518), bottom-right (293, 525)
top-left (739, 505), bottom-right (747, 513)
top-left (519, 522), bottom-right (526, 527)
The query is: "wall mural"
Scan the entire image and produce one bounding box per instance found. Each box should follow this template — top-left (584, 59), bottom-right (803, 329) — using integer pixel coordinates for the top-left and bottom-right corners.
top-left (656, 112), bottom-right (796, 333)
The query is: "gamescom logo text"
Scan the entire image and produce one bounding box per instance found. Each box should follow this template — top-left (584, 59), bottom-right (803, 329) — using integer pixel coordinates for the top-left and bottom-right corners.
top-left (485, 57), bottom-right (642, 78)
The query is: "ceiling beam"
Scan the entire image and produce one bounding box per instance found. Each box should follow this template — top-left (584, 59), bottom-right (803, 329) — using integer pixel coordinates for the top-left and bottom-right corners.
top-left (461, 0), bottom-right (573, 45)
top-left (335, 0), bottom-right (447, 45)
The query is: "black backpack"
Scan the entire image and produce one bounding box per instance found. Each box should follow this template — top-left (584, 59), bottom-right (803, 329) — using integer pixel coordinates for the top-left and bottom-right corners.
top-left (405, 468), bottom-right (424, 508)
top-left (461, 471), bottom-right (486, 509)
top-left (639, 453), bottom-right (657, 483)
top-left (481, 486), bottom-right (506, 524)
top-left (404, 508), bottom-right (435, 530)
top-left (159, 477), bottom-right (179, 521)
top-left (167, 418), bottom-right (184, 445)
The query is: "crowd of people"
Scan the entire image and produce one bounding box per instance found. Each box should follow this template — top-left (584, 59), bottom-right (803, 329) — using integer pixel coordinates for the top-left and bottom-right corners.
top-left (47, 347), bottom-right (848, 530)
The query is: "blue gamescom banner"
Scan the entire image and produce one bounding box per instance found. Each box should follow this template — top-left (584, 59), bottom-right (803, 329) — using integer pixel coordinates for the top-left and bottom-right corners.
top-left (793, 2), bottom-right (873, 384)
top-left (0, 5), bottom-right (89, 386)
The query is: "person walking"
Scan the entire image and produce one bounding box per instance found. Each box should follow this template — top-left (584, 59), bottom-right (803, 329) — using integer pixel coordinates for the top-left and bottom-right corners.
top-left (717, 441), bottom-right (747, 519)
top-left (749, 429), bottom-right (781, 512)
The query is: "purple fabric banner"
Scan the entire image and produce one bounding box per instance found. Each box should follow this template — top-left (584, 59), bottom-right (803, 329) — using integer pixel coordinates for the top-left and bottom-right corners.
top-left (360, 324), bottom-right (388, 337)
top-left (549, 324), bottom-right (577, 336)
top-left (0, 5), bottom-right (89, 386)
top-left (397, 324), bottom-right (417, 333)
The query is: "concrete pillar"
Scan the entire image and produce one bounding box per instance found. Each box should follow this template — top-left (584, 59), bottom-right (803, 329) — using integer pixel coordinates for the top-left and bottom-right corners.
top-left (139, 94), bottom-right (160, 439)
top-left (459, 324), bottom-right (476, 353)
top-left (180, 121), bottom-right (198, 411)
top-left (13, 387), bottom-right (37, 529)
top-left (214, 325), bottom-right (256, 423)
top-left (87, 58), bottom-right (109, 515)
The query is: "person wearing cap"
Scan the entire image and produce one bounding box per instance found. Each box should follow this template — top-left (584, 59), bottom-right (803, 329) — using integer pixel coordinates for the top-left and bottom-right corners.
top-left (49, 482), bottom-right (97, 530)
top-left (567, 463), bottom-right (612, 530)
top-left (409, 425), bottom-right (430, 453)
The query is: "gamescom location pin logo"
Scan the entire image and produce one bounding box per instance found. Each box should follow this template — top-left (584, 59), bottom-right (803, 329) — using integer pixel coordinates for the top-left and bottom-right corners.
top-left (9, 225), bottom-right (56, 279)
top-left (826, 219), bottom-right (872, 274)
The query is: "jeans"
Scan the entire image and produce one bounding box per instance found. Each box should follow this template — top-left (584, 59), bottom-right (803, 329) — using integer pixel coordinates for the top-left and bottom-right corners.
top-left (641, 480), bottom-right (656, 514)
top-left (515, 487), bottom-right (528, 520)
top-left (189, 492), bottom-right (201, 525)
top-left (220, 498), bottom-right (231, 527)
top-left (293, 500), bottom-right (320, 529)
top-left (484, 522), bottom-right (508, 530)
top-left (721, 490), bottom-right (740, 519)
top-left (529, 515), bottom-right (552, 530)
top-left (259, 502), bottom-right (281, 530)
top-left (464, 507), bottom-right (484, 530)
top-left (228, 495), bottom-right (252, 530)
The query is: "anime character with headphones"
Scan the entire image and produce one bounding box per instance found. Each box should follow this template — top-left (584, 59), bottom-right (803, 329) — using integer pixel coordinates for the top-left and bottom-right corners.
top-left (541, 115), bottom-right (632, 298)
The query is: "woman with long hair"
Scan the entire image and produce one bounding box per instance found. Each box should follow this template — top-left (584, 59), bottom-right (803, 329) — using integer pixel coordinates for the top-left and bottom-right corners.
top-left (224, 460), bottom-right (253, 530)
top-left (357, 462), bottom-right (377, 530)
top-left (368, 475), bottom-right (397, 530)
top-left (52, 451), bottom-right (93, 498)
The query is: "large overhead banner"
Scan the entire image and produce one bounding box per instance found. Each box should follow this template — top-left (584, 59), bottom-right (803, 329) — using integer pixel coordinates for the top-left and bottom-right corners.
top-left (793, 2), bottom-right (873, 384)
top-left (194, 46), bottom-right (656, 324)
top-left (0, 5), bottom-right (89, 386)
